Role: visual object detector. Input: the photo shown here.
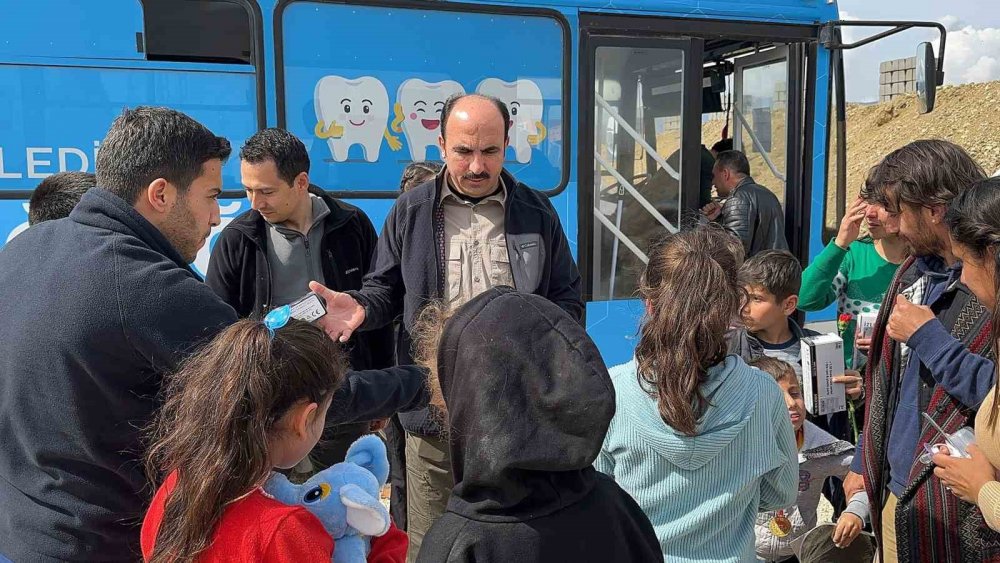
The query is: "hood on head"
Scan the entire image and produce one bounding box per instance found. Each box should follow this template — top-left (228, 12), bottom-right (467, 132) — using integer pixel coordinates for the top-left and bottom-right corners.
top-left (437, 287), bottom-right (614, 521)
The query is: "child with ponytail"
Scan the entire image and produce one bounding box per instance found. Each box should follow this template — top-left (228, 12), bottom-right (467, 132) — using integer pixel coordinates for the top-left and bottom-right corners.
top-left (595, 225), bottom-right (798, 562)
top-left (141, 318), bottom-right (407, 562)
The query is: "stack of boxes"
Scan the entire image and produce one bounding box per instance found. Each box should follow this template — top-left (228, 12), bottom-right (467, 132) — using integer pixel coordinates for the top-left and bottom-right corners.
top-left (879, 57), bottom-right (917, 103)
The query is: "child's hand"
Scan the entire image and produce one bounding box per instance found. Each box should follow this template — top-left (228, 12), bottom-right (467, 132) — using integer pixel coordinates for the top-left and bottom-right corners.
top-left (832, 370), bottom-right (863, 399)
top-left (832, 513), bottom-right (862, 548)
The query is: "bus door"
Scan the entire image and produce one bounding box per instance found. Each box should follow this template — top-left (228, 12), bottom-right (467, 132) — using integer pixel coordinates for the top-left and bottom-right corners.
top-left (732, 46), bottom-right (808, 258)
top-left (580, 23), bottom-right (704, 365)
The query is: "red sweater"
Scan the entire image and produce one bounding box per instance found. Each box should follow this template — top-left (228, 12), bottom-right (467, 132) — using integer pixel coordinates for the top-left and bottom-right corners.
top-left (142, 472), bottom-right (407, 562)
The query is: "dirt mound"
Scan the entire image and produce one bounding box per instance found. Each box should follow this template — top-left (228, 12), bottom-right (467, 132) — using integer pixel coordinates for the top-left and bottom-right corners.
top-left (827, 80), bottom-right (1000, 229)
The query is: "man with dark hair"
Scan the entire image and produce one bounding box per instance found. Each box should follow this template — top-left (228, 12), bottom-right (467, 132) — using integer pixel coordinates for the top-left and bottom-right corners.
top-left (0, 109), bottom-right (428, 562)
top-left (702, 149), bottom-right (787, 257)
top-left (709, 137), bottom-right (733, 158)
top-left (206, 127), bottom-right (392, 470)
top-left (28, 171), bottom-right (95, 225)
top-left (0, 106), bottom-right (237, 561)
top-left (310, 92), bottom-right (583, 560)
top-left (841, 140), bottom-right (997, 562)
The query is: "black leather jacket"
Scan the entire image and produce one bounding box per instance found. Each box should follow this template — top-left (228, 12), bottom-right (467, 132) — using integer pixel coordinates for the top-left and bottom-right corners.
top-left (718, 176), bottom-right (788, 257)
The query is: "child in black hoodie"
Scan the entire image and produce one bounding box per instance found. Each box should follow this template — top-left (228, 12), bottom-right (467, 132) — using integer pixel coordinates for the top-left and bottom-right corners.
top-left (412, 287), bottom-right (662, 563)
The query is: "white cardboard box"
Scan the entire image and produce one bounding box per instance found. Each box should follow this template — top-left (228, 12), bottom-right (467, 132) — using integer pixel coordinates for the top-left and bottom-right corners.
top-left (800, 334), bottom-right (847, 416)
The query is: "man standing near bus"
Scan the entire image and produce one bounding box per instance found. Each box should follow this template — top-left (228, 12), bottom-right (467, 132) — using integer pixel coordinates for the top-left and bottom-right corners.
top-left (310, 93), bottom-right (583, 560)
top-left (206, 128), bottom-right (393, 472)
top-left (701, 149), bottom-right (787, 257)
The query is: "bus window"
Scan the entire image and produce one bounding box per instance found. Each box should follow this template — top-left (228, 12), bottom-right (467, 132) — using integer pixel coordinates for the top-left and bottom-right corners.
top-left (591, 44), bottom-right (686, 301)
top-left (141, 0), bottom-right (254, 64)
top-left (734, 48), bottom-right (790, 207)
top-left (276, 2), bottom-right (568, 196)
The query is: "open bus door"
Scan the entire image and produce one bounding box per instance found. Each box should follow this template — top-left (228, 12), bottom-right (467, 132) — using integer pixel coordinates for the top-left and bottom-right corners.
top-left (580, 30), bottom-right (704, 363)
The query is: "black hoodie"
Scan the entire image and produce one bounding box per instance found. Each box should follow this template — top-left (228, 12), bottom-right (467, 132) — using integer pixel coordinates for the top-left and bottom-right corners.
top-left (416, 288), bottom-right (662, 563)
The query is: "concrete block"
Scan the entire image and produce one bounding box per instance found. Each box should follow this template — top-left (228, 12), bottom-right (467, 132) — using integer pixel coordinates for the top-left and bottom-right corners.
top-left (906, 56), bottom-right (917, 69)
top-left (905, 81), bottom-right (915, 93)
top-left (893, 83), bottom-right (905, 94)
top-left (880, 73), bottom-right (888, 85)
top-left (906, 69), bottom-right (914, 81)
top-left (880, 61), bottom-right (890, 73)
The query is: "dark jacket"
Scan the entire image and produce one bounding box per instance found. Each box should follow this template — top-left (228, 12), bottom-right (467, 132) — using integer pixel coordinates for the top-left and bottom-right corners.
top-left (718, 176), bottom-right (788, 257)
top-left (349, 169), bottom-right (584, 436)
top-left (416, 288), bottom-right (662, 563)
top-left (0, 189), bottom-right (427, 562)
top-left (725, 318), bottom-right (819, 363)
top-left (0, 188), bottom-right (237, 562)
top-left (205, 185), bottom-right (393, 373)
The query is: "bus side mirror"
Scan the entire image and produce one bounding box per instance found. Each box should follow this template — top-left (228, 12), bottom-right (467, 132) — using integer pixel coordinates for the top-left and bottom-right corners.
top-left (916, 42), bottom-right (938, 114)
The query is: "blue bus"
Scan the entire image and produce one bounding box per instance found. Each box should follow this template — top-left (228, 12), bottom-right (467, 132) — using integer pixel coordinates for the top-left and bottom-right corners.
top-left (0, 1), bottom-right (945, 366)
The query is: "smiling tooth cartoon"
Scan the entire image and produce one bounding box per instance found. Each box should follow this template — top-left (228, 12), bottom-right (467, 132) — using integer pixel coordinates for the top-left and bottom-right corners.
top-left (314, 76), bottom-right (400, 162)
top-left (391, 79), bottom-right (465, 162)
top-left (476, 78), bottom-right (546, 164)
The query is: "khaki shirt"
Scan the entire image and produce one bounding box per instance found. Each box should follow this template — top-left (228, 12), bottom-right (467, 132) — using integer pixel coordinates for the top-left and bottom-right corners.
top-left (439, 178), bottom-right (514, 305)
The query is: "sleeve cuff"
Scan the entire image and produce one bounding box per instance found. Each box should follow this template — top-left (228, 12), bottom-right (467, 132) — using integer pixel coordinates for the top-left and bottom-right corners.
top-left (907, 318), bottom-right (951, 360)
top-left (844, 491), bottom-right (871, 525)
top-left (978, 481), bottom-right (1000, 532)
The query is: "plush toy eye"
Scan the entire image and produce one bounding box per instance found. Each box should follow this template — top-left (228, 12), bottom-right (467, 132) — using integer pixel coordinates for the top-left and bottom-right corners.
top-left (304, 483), bottom-right (331, 504)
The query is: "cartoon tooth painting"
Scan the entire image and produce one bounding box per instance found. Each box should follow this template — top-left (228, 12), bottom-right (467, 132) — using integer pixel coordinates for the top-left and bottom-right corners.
top-left (314, 75), bottom-right (401, 162)
top-left (391, 78), bottom-right (466, 162)
top-left (476, 78), bottom-right (546, 164)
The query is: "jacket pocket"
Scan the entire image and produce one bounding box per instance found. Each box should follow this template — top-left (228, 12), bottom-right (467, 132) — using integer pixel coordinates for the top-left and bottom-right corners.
top-left (489, 243), bottom-right (514, 289)
top-left (508, 233), bottom-right (545, 293)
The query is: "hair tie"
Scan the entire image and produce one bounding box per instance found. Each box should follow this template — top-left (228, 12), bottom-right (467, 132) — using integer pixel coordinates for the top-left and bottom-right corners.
top-left (263, 305), bottom-right (292, 339)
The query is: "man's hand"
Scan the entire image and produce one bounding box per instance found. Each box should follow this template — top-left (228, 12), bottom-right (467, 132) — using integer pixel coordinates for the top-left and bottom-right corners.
top-left (933, 444), bottom-right (998, 504)
top-left (309, 280), bottom-right (366, 343)
top-left (833, 370), bottom-right (863, 400)
top-left (843, 470), bottom-right (866, 498)
top-left (887, 294), bottom-right (935, 344)
top-left (835, 197), bottom-right (868, 249)
top-left (701, 201), bottom-right (722, 221)
top-left (832, 513), bottom-right (863, 548)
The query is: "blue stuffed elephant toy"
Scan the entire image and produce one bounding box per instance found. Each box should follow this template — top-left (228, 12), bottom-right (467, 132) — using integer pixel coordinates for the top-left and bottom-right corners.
top-left (264, 434), bottom-right (393, 563)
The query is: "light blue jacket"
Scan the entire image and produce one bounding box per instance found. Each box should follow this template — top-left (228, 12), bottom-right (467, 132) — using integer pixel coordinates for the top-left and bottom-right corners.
top-left (595, 356), bottom-right (798, 563)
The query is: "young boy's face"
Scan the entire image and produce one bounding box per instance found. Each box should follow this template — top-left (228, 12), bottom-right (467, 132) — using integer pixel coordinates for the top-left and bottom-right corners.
top-left (778, 377), bottom-right (807, 431)
top-left (742, 284), bottom-right (797, 335)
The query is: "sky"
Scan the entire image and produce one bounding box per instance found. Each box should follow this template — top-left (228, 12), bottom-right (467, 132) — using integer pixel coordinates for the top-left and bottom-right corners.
top-left (836, 0), bottom-right (1000, 101)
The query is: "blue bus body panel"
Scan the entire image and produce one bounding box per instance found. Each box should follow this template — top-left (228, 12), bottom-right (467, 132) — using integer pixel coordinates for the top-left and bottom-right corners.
top-left (2, 1), bottom-right (144, 60)
top-left (0, 0), bottom-right (841, 366)
top-left (0, 63), bottom-right (258, 193)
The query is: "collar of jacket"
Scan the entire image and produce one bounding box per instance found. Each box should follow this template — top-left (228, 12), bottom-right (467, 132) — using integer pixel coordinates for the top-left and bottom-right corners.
top-left (69, 187), bottom-right (197, 277)
top-left (733, 175), bottom-right (757, 192)
top-left (225, 184), bottom-right (356, 249)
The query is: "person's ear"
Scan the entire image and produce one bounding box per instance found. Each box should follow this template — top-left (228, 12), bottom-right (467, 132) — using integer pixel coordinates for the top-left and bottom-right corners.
top-left (144, 178), bottom-right (175, 214)
top-left (290, 401), bottom-right (320, 438)
top-left (782, 294), bottom-right (799, 317)
top-left (929, 204), bottom-right (947, 225)
top-left (438, 135), bottom-right (446, 158)
top-left (293, 171), bottom-right (310, 193)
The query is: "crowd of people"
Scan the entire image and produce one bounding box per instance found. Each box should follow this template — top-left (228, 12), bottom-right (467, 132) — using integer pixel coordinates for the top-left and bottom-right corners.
top-left (0, 92), bottom-right (999, 563)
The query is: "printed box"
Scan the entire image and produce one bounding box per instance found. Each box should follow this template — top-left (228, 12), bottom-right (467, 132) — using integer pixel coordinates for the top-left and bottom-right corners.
top-left (800, 334), bottom-right (847, 416)
top-left (852, 311), bottom-right (878, 367)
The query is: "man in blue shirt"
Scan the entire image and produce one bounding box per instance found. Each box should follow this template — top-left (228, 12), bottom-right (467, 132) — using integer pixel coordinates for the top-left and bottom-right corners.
top-left (842, 140), bottom-right (996, 562)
